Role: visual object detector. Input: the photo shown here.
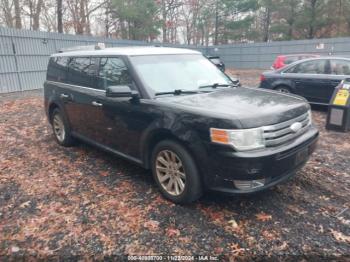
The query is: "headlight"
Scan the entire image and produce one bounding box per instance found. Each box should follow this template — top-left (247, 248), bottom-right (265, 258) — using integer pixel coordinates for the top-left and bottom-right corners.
top-left (210, 127), bottom-right (265, 151)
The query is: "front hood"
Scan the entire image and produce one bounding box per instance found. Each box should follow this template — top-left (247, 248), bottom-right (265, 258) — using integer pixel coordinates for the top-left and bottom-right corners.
top-left (156, 87), bottom-right (309, 128)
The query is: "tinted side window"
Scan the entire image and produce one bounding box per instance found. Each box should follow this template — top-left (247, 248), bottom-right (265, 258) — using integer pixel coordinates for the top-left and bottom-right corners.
top-left (330, 60), bottom-right (350, 75)
top-left (97, 57), bottom-right (132, 89)
top-left (47, 57), bottom-right (69, 82)
top-left (68, 57), bottom-right (96, 87)
top-left (288, 60), bottom-right (327, 74)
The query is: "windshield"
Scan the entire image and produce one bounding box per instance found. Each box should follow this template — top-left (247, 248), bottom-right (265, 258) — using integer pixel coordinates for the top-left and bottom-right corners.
top-left (129, 54), bottom-right (231, 95)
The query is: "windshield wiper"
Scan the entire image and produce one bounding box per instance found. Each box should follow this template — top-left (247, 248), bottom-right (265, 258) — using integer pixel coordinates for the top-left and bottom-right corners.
top-left (155, 89), bottom-right (200, 96)
top-left (198, 83), bottom-right (235, 89)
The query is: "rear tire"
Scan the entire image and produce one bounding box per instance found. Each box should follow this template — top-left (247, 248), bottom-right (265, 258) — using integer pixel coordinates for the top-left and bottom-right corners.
top-left (151, 140), bottom-right (202, 204)
top-left (51, 108), bottom-right (75, 147)
top-left (275, 86), bottom-right (291, 94)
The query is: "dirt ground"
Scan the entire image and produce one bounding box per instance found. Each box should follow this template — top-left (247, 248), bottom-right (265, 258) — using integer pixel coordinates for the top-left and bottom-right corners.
top-left (0, 72), bottom-right (349, 260)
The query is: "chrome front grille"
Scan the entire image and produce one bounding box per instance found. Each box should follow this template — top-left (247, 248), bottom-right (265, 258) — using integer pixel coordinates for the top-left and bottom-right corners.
top-left (263, 112), bottom-right (311, 147)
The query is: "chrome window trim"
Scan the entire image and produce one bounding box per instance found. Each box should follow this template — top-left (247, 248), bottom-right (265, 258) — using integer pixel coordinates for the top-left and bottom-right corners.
top-left (46, 80), bottom-right (105, 93)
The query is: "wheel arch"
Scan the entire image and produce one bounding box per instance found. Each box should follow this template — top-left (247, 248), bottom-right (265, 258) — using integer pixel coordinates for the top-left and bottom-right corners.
top-left (273, 83), bottom-right (295, 93)
top-left (142, 129), bottom-right (187, 169)
top-left (47, 102), bottom-right (71, 131)
top-left (48, 102), bottom-right (60, 124)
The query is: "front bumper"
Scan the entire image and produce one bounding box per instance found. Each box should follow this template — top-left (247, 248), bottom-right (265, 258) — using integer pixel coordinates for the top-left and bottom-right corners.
top-left (203, 126), bottom-right (319, 194)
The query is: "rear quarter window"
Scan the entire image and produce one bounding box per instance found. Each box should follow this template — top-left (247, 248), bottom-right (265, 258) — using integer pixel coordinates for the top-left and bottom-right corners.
top-left (67, 57), bottom-right (97, 87)
top-left (47, 56), bottom-right (70, 82)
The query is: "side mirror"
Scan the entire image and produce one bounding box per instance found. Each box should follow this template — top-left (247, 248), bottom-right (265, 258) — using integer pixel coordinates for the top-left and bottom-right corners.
top-left (106, 85), bottom-right (139, 99)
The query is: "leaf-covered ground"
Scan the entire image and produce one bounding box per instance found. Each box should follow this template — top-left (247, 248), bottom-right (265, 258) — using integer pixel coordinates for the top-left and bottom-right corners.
top-left (0, 93), bottom-right (349, 260)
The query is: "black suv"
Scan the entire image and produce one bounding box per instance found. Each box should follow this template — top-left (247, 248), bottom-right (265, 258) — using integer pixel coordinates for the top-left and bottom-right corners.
top-left (44, 47), bottom-right (319, 203)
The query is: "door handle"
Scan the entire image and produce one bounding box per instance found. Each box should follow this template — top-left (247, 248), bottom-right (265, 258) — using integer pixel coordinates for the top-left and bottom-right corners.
top-left (60, 93), bottom-right (73, 102)
top-left (92, 101), bottom-right (103, 107)
top-left (60, 93), bottom-right (69, 99)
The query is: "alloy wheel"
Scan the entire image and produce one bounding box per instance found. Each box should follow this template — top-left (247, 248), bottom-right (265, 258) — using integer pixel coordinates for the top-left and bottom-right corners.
top-left (53, 113), bottom-right (65, 142)
top-left (155, 150), bottom-right (186, 196)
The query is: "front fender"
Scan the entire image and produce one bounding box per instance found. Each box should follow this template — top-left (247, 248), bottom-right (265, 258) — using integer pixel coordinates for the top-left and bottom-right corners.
top-left (139, 110), bottom-right (209, 173)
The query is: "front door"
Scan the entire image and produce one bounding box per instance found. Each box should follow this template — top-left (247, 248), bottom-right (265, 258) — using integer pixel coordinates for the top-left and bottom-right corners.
top-left (85, 56), bottom-right (149, 159)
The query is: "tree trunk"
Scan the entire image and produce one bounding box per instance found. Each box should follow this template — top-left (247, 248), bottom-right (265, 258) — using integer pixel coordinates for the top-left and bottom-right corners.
top-left (57, 0), bottom-right (63, 33)
top-left (85, 0), bottom-right (91, 35)
top-left (263, 7), bottom-right (271, 42)
top-left (2, 0), bottom-right (13, 27)
top-left (162, 0), bottom-right (167, 42)
top-left (14, 0), bottom-right (22, 29)
top-left (77, 0), bottom-right (86, 34)
top-left (214, 0), bottom-right (219, 45)
top-left (33, 0), bottom-right (44, 30)
top-left (308, 0), bottom-right (317, 39)
top-left (286, 1), bottom-right (295, 40)
top-left (105, 2), bottom-right (110, 37)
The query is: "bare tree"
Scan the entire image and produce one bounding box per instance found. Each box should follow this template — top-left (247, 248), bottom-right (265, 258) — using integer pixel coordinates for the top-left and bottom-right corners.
top-left (33, 0), bottom-right (44, 30)
top-left (23, 0), bottom-right (44, 30)
top-left (180, 0), bottom-right (204, 45)
top-left (307, 0), bottom-right (318, 39)
top-left (57, 0), bottom-right (63, 33)
top-left (14, 0), bottom-right (22, 28)
top-left (1, 0), bottom-right (14, 27)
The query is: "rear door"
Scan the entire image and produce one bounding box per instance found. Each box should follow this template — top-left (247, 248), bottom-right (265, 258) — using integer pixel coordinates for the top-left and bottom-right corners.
top-left (284, 59), bottom-right (331, 104)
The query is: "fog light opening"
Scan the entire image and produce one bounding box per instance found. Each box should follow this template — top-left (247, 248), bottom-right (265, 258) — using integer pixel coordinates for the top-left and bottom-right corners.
top-left (233, 179), bottom-right (266, 190)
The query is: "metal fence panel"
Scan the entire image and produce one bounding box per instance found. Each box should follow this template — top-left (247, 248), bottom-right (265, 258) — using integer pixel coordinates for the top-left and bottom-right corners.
top-left (2, 27), bottom-right (350, 93)
top-left (0, 73), bottom-right (20, 93)
top-left (0, 56), bottom-right (17, 73)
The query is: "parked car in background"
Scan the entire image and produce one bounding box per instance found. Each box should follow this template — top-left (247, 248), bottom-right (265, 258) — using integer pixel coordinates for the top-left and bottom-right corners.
top-left (207, 55), bottom-right (241, 86)
top-left (271, 54), bottom-right (319, 70)
top-left (260, 57), bottom-right (350, 105)
top-left (207, 56), bottom-right (225, 72)
top-left (44, 46), bottom-right (318, 204)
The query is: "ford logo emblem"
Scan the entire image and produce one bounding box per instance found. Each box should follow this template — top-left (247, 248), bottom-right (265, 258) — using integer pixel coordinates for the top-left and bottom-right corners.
top-left (290, 122), bottom-right (302, 133)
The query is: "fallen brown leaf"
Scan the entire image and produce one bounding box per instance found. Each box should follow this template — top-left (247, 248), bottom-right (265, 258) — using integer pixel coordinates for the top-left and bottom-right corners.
top-left (331, 229), bottom-right (350, 243)
top-left (166, 227), bottom-right (180, 237)
top-left (255, 212), bottom-right (272, 222)
top-left (144, 220), bottom-right (160, 232)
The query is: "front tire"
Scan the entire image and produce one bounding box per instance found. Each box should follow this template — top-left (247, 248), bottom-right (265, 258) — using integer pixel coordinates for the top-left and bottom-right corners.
top-left (151, 140), bottom-right (202, 204)
top-left (51, 108), bottom-right (75, 147)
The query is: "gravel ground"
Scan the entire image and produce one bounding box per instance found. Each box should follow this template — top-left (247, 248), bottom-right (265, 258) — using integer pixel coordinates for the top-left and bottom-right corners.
top-left (226, 69), bottom-right (265, 87)
top-left (0, 72), bottom-right (349, 260)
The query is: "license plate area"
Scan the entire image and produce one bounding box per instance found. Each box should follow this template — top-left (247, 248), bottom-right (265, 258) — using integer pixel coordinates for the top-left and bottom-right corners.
top-left (295, 147), bottom-right (309, 165)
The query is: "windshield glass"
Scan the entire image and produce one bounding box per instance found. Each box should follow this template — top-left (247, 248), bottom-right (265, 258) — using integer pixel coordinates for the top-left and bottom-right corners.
top-left (129, 54), bottom-right (231, 95)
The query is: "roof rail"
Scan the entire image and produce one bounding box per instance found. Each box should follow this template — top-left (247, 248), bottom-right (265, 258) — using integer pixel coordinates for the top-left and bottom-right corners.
top-left (58, 42), bottom-right (105, 53)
